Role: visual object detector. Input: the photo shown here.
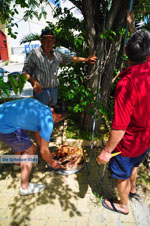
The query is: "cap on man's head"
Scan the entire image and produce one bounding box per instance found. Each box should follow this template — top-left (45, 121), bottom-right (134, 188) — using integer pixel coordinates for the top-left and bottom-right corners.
top-left (40, 29), bottom-right (56, 39)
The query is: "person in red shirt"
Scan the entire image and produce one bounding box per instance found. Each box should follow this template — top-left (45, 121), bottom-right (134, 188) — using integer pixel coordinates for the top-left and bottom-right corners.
top-left (97, 13), bottom-right (150, 215)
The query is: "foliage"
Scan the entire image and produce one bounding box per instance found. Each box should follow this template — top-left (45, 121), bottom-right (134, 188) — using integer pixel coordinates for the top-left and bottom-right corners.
top-left (0, 77), bottom-right (10, 97)
top-left (100, 30), bottom-right (117, 42)
top-left (58, 66), bottom-right (95, 113)
top-left (45, 7), bottom-right (114, 127)
top-left (66, 117), bottom-right (108, 140)
top-left (4, 61), bottom-right (9, 66)
top-left (1, 0), bottom-right (150, 131)
top-left (93, 192), bottom-right (103, 204)
top-left (20, 33), bottom-right (40, 44)
top-left (133, 0), bottom-right (150, 31)
top-left (46, 7), bottom-right (85, 52)
top-left (45, 8), bottom-right (99, 114)
top-left (16, 3), bottom-right (116, 128)
top-left (0, 0), bottom-right (47, 96)
top-left (0, 73), bottom-right (27, 97)
top-left (0, 0), bottom-right (48, 38)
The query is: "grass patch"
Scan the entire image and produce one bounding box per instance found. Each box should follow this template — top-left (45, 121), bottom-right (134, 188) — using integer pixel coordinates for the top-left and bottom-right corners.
top-left (93, 192), bottom-right (104, 204)
top-left (4, 61), bottom-right (9, 66)
top-left (66, 118), bottom-right (109, 141)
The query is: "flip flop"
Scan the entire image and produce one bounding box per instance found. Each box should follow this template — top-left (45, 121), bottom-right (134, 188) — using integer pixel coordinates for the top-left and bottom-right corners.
top-left (129, 192), bottom-right (137, 198)
top-left (102, 199), bottom-right (129, 215)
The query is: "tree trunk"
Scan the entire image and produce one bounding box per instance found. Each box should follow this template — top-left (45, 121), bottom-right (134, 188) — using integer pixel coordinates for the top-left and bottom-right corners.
top-left (69, 0), bottom-right (132, 131)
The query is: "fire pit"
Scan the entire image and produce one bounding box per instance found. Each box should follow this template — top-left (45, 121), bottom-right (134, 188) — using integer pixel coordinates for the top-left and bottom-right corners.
top-left (48, 145), bottom-right (84, 175)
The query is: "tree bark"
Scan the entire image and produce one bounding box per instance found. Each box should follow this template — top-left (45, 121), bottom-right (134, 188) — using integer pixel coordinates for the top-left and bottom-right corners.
top-left (69, 0), bottom-right (132, 131)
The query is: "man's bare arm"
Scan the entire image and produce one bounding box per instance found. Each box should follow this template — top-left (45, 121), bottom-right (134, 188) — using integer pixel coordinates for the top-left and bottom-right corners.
top-left (71, 55), bottom-right (97, 64)
top-left (39, 137), bottom-right (62, 169)
top-left (97, 129), bottom-right (125, 164)
top-left (104, 129), bottom-right (126, 153)
top-left (23, 72), bottom-right (42, 93)
top-left (23, 72), bottom-right (35, 85)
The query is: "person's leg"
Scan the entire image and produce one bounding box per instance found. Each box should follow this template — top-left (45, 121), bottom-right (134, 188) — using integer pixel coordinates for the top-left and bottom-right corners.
top-left (34, 131), bottom-right (41, 147)
top-left (103, 178), bottom-right (130, 214)
top-left (117, 178), bottom-right (130, 211)
top-left (13, 151), bottom-right (21, 170)
top-left (19, 143), bottom-right (45, 195)
top-left (49, 87), bottom-right (58, 108)
top-left (105, 154), bottom-right (134, 214)
top-left (0, 130), bottom-right (45, 195)
top-left (49, 88), bottom-right (66, 123)
top-left (104, 150), bottom-right (150, 214)
top-left (19, 144), bottom-right (36, 189)
top-left (130, 166), bottom-right (138, 194)
top-left (129, 148), bottom-right (149, 196)
top-left (111, 169), bottom-right (137, 212)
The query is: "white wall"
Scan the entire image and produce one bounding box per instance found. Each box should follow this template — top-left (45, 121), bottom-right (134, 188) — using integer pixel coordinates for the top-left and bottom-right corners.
top-left (6, 0), bottom-right (82, 63)
top-left (8, 2), bottom-right (57, 62)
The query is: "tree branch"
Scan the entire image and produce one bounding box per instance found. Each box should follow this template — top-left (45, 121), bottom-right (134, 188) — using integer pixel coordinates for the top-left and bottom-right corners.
top-left (67, 0), bottom-right (83, 11)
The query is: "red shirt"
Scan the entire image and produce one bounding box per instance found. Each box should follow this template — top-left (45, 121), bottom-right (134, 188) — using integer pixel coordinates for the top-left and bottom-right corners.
top-left (112, 60), bottom-right (150, 157)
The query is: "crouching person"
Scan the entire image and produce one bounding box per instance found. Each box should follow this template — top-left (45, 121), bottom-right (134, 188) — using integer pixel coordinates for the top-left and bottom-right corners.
top-left (0, 98), bottom-right (62, 195)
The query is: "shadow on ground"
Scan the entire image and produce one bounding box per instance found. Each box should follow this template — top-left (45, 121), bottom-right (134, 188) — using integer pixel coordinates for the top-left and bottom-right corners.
top-left (0, 148), bottom-right (116, 225)
top-left (0, 122), bottom-right (149, 225)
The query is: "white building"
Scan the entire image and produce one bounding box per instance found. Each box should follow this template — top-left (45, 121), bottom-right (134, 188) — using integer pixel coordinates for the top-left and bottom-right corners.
top-left (0, 0), bottom-right (60, 63)
top-left (0, 0), bottom-right (82, 63)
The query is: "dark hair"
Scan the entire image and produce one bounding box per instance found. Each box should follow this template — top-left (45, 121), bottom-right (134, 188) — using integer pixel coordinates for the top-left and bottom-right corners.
top-left (126, 29), bottom-right (150, 63)
top-left (40, 29), bottom-right (55, 38)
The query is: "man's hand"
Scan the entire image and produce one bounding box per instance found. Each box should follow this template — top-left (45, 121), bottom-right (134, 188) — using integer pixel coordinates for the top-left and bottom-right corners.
top-left (87, 55), bottom-right (97, 64)
top-left (49, 158), bottom-right (62, 169)
top-left (126, 10), bottom-right (134, 25)
top-left (126, 10), bottom-right (136, 34)
top-left (23, 73), bottom-right (43, 93)
top-left (40, 138), bottom-right (62, 169)
top-left (96, 149), bottom-right (111, 164)
top-left (97, 129), bottom-right (125, 164)
top-left (33, 81), bottom-right (43, 93)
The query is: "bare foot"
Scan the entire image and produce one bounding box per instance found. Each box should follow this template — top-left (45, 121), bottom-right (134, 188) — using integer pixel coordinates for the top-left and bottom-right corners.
top-left (103, 199), bottom-right (129, 214)
top-left (130, 189), bottom-right (136, 194)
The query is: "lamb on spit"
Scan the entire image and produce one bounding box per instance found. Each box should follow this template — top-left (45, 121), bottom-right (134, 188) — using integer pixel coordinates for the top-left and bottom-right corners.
top-left (51, 145), bottom-right (84, 170)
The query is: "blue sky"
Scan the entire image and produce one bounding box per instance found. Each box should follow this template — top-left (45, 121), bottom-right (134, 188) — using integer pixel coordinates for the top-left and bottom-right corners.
top-left (48, 0), bottom-right (61, 7)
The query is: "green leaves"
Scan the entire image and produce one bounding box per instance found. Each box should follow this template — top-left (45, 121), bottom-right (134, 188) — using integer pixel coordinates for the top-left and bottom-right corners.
top-left (8, 73), bottom-right (27, 94)
top-left (58, 67), bottom-right (94, 114)
top-left (20, 33), bottom-right (40, 44)
top-left (74, 37), bottom-right (84, 49)
top-left (100, 30), bottom-right (116, 42)
top-left (0, 0), bottom-right (48, 38)
top-left (0, 73), bottom-right (26, 97)
top-left (0, 78), bottom-right (10, 97)
top-left (18, 73), bottom-right (27, 93)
